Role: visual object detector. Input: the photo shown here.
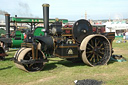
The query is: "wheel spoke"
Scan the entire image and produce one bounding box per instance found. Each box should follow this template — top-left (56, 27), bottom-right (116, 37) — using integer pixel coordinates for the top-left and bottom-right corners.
top-left (96, 53), bottom-right (102, 59)
top-left (95, 38), bottom-right (97, 47)
top-left (88, 43), bottom-right (94, 49)
top-left (91, 40), bottom-right (93, 46)
top-left (86, 51), bottom-right (93, 54)
top-left (90, 54), bottom-right (94, 61)
top-left (99, 44), bottom-right (103, 48)
top-left (93, 54), bottom-right (96, 63)
top-left (87, 47), bottom-right (91, 50)
top-left (87, 53), bottom-right (92, 58)
top-left (99, 51), bottom-right (104, 55)
top-left (100, 48), bottom-right (104, 50)
top-left (96, 39), bottom-right (100, 46)
top-left (96, 54), bottom-right (99, 62)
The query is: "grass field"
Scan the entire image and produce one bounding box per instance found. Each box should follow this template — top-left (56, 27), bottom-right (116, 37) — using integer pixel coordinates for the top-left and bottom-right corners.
top-left (0, 37), bottom-right (128, 85)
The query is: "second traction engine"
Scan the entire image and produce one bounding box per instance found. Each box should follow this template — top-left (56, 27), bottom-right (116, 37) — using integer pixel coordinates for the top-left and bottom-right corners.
top-left (14, 4), bottom-right (115, 72)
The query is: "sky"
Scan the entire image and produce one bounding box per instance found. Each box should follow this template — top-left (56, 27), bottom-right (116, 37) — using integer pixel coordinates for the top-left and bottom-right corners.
top-left (0, 0), bottom-right (128, 21)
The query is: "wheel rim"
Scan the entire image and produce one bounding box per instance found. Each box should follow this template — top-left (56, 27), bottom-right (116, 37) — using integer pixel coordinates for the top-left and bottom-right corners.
top-left (80, 35), bottom-right (111, 66)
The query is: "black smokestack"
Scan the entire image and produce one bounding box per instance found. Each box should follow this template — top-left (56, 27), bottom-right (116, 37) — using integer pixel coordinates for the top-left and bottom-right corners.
top-left (15, 15), bottom-right (17, 17)
top-left (42, 4), bottom-right (50, 35)
top-left (5, 14), bottom-right (10, 38)
top-left (14, 15), bottom-right (17, 31)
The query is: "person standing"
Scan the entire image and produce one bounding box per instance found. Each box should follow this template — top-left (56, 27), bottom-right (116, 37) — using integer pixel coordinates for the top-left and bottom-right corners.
top-left (125, 31), bottom-right (128, 40)
top-left (123, 31), bottom-right (126, 40)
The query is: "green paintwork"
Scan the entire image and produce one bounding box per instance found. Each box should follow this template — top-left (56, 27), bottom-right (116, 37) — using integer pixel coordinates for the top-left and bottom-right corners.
top-left (15, 31), bottom-right (24, 39)
top-left (34, 27), bottom-right (45, 36)
top-left (0, 28), bottom-right (6, 36)
top-left (11, 17), bottom-right (68, 23)
top-left (11, 38), bottom-right (24, 48)
top-left (11, 27), bottom-right (45, 48)
top-left (11, 31), bottom-right (24, 48)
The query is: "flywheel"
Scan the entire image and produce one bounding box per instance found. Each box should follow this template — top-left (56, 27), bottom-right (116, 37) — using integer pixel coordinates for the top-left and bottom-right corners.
top-left (72, 19), bottom-right (92, 43)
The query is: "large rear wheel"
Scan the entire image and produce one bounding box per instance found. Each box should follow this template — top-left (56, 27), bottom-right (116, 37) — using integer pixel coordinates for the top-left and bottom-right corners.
top-left (80, 34), bottom-right (111, 66)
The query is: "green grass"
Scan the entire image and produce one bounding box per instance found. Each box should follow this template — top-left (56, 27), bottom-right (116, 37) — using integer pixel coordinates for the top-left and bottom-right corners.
top-left (0, 38), bottom-right (128, 85)
top-left (113, 37), bottom-right (128, 49)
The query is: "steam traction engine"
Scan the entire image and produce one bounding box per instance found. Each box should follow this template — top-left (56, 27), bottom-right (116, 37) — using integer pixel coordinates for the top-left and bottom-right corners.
top-left (14, 4), bottom-right (115, 72)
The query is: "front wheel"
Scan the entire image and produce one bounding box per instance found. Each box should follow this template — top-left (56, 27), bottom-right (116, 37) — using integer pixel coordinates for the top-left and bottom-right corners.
top-left (14, 48), bottom-right (46, 72)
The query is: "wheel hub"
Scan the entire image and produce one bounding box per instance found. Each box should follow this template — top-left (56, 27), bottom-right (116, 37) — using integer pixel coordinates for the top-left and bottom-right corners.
top-left (93, 47), bottom-right (100, 53)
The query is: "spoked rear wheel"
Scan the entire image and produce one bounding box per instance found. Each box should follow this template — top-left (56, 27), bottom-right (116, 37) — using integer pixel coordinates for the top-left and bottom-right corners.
top-left (80, 34), bottom-right (111, 66)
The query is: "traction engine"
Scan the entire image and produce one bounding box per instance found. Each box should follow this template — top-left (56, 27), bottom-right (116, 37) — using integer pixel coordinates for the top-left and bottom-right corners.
top-left (14, 4), bottom-right (115, 72)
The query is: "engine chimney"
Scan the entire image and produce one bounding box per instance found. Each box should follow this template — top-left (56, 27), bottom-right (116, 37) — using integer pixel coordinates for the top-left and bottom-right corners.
top-left (42, 4), bottom-right (50, 35)
top-left (5, 14), bottom-right (10, 38)
top-left (14, 15), bottom-right (17, 31)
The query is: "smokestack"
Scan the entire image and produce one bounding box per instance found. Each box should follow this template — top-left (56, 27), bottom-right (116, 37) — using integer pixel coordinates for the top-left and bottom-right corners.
top-left (15, 15), bottom-right (17, 17)
top-left (5, 14), bottom-right (10, 38)
top-left (14, 15), bottom-right (17, 31)
top-left (42, 4), bottom-right (50, 35)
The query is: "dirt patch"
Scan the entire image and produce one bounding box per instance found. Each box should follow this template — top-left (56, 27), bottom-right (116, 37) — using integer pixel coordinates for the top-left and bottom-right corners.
top-left (23, 76), bottom-right (56, 85)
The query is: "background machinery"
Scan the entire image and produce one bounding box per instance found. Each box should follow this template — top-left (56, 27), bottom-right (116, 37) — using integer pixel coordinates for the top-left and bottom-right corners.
top-left (13, 4), bottom-right (115, 72)
top-left (0, 13), bottom-right (68, 60)
top-left (0, 14), bottom-right (68, 49)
